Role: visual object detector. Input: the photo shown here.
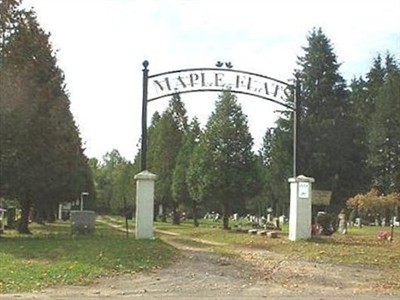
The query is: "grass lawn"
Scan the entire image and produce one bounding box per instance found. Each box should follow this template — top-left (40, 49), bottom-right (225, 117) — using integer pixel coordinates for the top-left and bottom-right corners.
top-left (28, 216), bottom-right (398, 291)
top-left (0, 220), bottom-right (176, 293)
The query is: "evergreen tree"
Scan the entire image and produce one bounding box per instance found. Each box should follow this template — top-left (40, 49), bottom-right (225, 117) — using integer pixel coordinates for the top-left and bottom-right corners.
top-left (0, 0), bottom-right (21, 65)
top-left (193, 91), bottom-right (261, 229)
top-left (149, 95), bottom-right (186, 223)
top-left (366, 55), bottom-right (386, 109)
top-left (0, 4), bottom-right (93, 232)
top-left (259, 118), bottom-right (292, 216)
top-left (349, 53), bottom-right (400, 194)
top-left (146, 111), bottom-right (161, 172)
top-left (172, 118), bottom-right (202, 226)
top-left (349, 55), bottom-right (387, 189)
top-left (347, 76), bottom-right (372, 193)
top-left (296, 27), bottom-right (362, 206)
top-left (367, 54), bottom-right (400, 192)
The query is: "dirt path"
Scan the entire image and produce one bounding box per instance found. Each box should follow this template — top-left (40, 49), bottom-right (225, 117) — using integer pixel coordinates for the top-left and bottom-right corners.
top-left (1, 226), bottom-right (399, 300)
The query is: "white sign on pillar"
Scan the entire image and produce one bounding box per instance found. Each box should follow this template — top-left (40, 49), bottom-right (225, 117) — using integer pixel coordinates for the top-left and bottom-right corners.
top-left (298, 182), bottom-right (310, 198)
top-left (134, 170), bottom-right (157, 239)
top-left (288, 175), bottom-right (315, 241)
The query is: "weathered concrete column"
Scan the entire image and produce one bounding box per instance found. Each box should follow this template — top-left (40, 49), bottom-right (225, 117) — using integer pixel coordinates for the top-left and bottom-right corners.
top-left (288, 175), bottom-right (315, 241)
top-left (134, 170), bottom-right (157, 239)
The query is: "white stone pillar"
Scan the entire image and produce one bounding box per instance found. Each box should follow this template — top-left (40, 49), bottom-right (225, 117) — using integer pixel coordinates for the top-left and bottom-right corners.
top-left (134, 170), bottom-right (157, 239)
top-left (288, 175), bottom-right (315, 241)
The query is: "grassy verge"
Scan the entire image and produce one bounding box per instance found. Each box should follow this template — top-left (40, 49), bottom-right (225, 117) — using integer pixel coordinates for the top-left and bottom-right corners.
top-left (0, 221), bottom-right (176, 293)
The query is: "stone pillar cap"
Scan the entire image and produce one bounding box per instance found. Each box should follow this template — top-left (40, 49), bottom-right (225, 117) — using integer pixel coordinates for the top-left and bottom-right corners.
top-left (134, 170), bottom-right (157, 180)
top-left (288, 175), bottom-right (315, 183)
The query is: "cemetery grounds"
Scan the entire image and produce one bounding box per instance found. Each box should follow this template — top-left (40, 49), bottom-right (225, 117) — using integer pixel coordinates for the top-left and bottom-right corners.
top-left (0, 216), bottom-right (399, 299)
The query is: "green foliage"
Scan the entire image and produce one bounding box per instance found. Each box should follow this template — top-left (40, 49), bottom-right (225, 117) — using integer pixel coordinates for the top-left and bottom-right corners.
top-left (152, 111), bottom-right (180, 215)
top-left (348, 76), bottom-right (372, 190)
top-left (261, 27), bottom-right (373, 215)
top-left (0, 0), bottom-right (21, 63)
top-left (190, 91), bottom-right (262, 229)
top-left (297, 27), bottom-right (361, 205)
top-left (187, 134), bottom-right (211, 210)
top-left (90, 150), bottom-right (137, 214)
top-left (0, 3), bottom-right (93, 232)
top-left (148, 95), bottom-right (187, 223)
top-left (348, 53), bottom-right (400, 194)
top-left (366, 54), bottom-right (400, 192)
top-left (146, 111), bottom-right (161, 172)
top-left (259, 120), bottom-right (292, 216)
top-left (172, 118), bottom-right (202, 226)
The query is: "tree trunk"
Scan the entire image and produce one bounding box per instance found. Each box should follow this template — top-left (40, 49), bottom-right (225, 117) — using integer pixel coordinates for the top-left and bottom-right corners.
top-left (153, 204), bottom-right (158, 221)
top-left (45, 203), bottom-right (56, 223)
top-left (172, 202), bottom-right (180, 225)
top-left (222, 201), bottom-right (230, 230)
top-left (35, 208), bottom-right (45, 225)
top-left (18, 199), bottom-right (31, 234)
top-left (192, 200), bottom-right (199, 227)
top-left (161, 213), bottom-right (167, 222)
top-left (160, 201), bottom-right (167, 222)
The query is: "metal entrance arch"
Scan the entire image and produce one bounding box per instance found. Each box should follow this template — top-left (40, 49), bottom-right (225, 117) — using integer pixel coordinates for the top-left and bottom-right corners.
top-left (140, 60), bottom-right (300, 177)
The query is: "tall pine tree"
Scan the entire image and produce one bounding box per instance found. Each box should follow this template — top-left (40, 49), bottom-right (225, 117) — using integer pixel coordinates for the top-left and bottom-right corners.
top-left (172, 118), bottom-right (202, 226)
top-left (149, 94), bottom-right (187, 223)
top-left (297, 27), bottom-right (362, 207)
top-left (0, 3), bottom-right (93, 232)
top-left (367, 54), bottom-right (400, 192)
top-left (192, 91), bottom-right (261, 229)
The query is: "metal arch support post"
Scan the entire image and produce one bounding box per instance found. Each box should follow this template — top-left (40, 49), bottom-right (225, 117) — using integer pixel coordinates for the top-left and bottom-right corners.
top-left (293, 73), bottom-right (301, 178)
top-left (141, 60), bottom-right (149, 171)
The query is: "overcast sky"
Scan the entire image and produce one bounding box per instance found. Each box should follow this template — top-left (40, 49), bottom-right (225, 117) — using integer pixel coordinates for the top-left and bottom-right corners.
top-left (23, 0), bottom-right (400, 161)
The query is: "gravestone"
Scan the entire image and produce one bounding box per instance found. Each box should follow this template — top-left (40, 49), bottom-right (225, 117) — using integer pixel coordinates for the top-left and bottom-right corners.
top-left (70, 210), bottom-right (97, 235)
